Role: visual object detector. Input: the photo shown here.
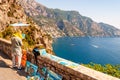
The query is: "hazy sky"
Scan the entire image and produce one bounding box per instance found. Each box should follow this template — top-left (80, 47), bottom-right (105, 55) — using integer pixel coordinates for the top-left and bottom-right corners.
top-left (36, 0), bottom-right (120, 29)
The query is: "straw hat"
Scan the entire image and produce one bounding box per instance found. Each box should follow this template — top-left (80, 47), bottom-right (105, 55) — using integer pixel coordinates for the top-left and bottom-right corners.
top-left (13, 32), bottom-right (22, 39)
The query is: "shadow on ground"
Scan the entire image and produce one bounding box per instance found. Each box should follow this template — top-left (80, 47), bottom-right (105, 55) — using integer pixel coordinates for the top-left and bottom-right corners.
top-left (0, 51), bottom-right (11, 59)
top-left (17, 69), bottom-right (27, 77)
top-left (0, 60), bottom-right (10, 68)
top-left (0, 51), bottom-right (27, 78)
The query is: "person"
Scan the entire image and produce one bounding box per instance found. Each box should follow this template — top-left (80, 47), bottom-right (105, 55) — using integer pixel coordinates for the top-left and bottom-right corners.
top-left (11, 30), bottom-right (23, 70)
top-left (32, 44), bottom-right (41, 64)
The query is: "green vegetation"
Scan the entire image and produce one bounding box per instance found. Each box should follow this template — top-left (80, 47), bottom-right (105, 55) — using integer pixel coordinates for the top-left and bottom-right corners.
top-left (2, 26), bottom-right (14, 39)
top-left (43, 33), bottom-right (52, 40)
top-left (1, 25), bottom-right (36, 48)
top-left (25, 33), bottom-right (35, 46)
top-left (21, 26), bottom-right (37, 46)
top-left (82, 62), bottom-right (120, 78)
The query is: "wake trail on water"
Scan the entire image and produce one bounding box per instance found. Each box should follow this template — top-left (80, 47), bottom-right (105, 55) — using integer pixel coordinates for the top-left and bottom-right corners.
top-left (91, 44), bottom-right (99, 48)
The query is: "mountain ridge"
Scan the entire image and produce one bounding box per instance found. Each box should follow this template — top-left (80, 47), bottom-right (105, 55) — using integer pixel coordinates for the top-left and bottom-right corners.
top-left (19, 0), bottom-right (120, 37)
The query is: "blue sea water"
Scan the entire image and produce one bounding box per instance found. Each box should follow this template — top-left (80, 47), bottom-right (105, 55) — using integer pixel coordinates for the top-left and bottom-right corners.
top-left (52, 37), bottom-right (120, 65)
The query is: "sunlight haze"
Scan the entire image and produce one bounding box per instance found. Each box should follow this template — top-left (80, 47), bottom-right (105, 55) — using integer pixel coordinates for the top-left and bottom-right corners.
top-left (36, 0), bottom-right (120, 29)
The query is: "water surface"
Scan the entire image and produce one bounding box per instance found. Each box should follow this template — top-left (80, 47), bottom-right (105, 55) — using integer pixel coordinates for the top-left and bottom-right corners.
top-left (52, 37), bottom-right (120, 65)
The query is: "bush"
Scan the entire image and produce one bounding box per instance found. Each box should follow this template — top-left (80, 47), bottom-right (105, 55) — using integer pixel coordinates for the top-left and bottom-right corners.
top-left (2, 26), bottom-right (14, 39)
top-left (25, 34), bottom-right (35, 46)
top-left (82, 63), bottom-right (120, 78)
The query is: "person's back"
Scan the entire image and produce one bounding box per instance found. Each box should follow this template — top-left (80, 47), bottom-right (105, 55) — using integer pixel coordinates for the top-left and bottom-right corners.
top-left (11, 32), bottom-right (23, 70)
top-left (11, 36), bottom-right (22, 55)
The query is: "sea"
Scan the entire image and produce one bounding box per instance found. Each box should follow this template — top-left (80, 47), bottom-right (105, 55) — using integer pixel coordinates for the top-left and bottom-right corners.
top-left (52, 37), bottom-right (120, 65)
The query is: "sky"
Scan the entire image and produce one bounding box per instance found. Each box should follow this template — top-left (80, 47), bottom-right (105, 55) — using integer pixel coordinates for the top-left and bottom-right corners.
top-left (36, 0), bottom-right (120, 29)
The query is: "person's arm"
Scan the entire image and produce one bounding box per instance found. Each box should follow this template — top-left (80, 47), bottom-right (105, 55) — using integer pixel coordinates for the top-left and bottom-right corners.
top-left (18, 38), bottom-right (23, 46)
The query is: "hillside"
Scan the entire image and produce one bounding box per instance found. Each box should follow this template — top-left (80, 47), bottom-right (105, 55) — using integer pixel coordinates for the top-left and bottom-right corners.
top-left (19, 0), bottom-right (120, 37)
top-left (0, 0), bottom-right (54, 54)
top-left (18, 0), bottom-right (65, 38)
top-left (0, 0), bottom-right (27, 30)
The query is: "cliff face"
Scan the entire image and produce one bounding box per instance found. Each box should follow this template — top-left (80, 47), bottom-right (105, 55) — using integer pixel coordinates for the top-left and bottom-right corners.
top-left (19, 0), bottom-right (120, 37)
top-left (99, 23), bottom-right (120, 37)
top-left (0, 0), bottom-right (53, 54)
top-left (0, 0), bottom-right (27, 30)
top-left (18, 0), bottom-right (47, 16)
top-left (18, 0), bottom-right (65, 38)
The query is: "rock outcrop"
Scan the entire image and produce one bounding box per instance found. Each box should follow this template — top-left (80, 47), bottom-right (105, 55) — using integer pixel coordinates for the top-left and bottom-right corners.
top-left (0, 0), bottom-right (27, 30)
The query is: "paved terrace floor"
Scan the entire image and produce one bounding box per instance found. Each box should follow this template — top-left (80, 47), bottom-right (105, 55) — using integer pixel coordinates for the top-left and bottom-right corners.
top-left (0, 51), bottom-right (26, 80)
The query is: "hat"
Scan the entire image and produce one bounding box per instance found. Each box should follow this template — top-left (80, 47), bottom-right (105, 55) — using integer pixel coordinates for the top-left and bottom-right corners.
top-left (13, 32), bottom-right (22, 39)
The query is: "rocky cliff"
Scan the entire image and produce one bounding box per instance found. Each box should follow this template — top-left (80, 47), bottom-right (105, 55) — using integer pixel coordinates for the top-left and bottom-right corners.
top-left (0, 0), bottom-right (53, 54)
top-left (0, 0), bottom-right (27, 30)
top-left (19, 0), bottom-right (120, 37)
top-left (18, 0), bottom-right (65, 38)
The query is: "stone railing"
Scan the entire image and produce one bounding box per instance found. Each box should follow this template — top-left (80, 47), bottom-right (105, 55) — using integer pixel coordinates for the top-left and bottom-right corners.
top-left (0, 38), bottom-right (119, 80)
top-left (0, 38), bottom-right (12, 58)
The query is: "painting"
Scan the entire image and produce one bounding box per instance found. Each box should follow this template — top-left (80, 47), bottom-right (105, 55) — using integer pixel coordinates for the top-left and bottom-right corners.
top-left (27, 73), bottom-right (45, 80)
top-left (27, 75), bottom-right (40, 80)
top-left (39, 49), bottom-right (47, 56)
top-left (41, 67), bottom-right (47, 75)
top-left (25, 61), bottom-right (38, 76)
top-left (46, 69), bottom-right (62, 80)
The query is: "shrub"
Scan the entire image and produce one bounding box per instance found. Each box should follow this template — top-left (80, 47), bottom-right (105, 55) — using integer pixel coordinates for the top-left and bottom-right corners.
top-left (2, 26), bottom-right (14, 39)
top-left (82, 63), bottom-right (120, 78)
